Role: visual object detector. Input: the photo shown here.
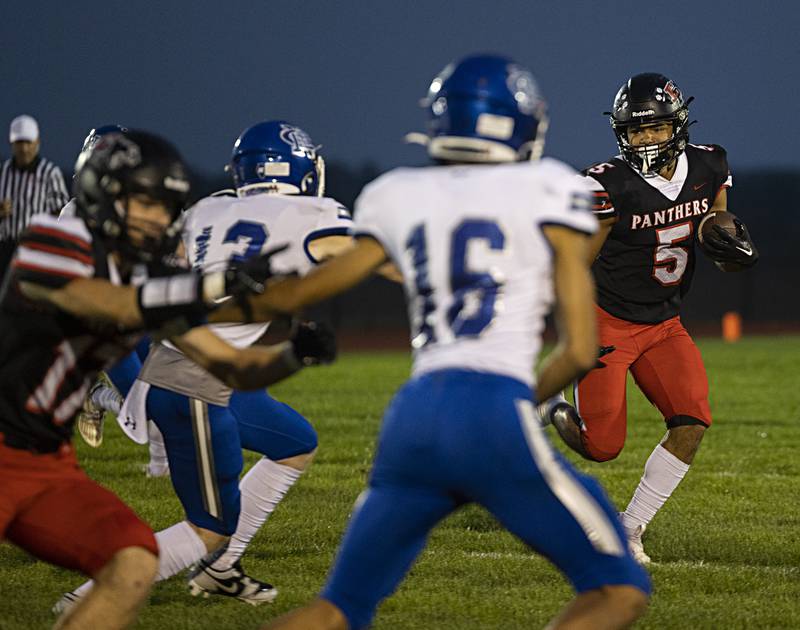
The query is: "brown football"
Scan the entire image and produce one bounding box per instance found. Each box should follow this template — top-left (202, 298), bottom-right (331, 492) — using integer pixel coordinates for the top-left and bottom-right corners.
top-left (697, 211), bottom-right (745, 272)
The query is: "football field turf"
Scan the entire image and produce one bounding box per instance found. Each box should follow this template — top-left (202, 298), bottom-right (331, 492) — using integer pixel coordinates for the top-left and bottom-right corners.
top-left (1, 336), bottom-right (798, 629)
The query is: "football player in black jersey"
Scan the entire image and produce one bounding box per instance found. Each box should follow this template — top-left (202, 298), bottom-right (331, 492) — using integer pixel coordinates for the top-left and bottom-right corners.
top-left (539, 73), bottom-right (758, 564)
top-left (0, 130), bottom-right (332, 629)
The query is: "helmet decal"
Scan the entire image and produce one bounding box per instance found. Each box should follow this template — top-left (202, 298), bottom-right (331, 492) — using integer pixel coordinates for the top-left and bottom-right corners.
top-left (663, 80), bottom-right (681, 102)
top-left (279, 124), bottom-right (318, 160)
top-left (255, 162), bottom-right (290, 178)
top-left (506, 65), bottom-right (543, 116)
top-left (103, 134), bottom-right (142, 171)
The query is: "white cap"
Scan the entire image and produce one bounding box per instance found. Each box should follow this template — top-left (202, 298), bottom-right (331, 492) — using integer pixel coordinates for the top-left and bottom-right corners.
top-left (9, 115), bottom-right (39, 143)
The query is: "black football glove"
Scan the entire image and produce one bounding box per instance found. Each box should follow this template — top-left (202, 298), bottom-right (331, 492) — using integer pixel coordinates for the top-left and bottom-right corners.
top-left (290, 320), bottom-right (337, 367)
top-left (222, 243), bottom-right (290, 298)
top-left (702, 220), bottom-right (758, 267)
top-left (207, 243), bottom-right (291, 321)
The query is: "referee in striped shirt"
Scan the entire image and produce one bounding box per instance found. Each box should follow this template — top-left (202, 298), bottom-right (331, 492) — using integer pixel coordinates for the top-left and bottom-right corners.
top-left (0, 115), bottom-right (70, 273)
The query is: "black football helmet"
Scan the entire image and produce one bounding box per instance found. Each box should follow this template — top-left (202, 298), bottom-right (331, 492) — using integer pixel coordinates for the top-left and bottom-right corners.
top-left (73, 129), bottom-right (191, 262)
top-left (607, 73), bottom-right (694, 174)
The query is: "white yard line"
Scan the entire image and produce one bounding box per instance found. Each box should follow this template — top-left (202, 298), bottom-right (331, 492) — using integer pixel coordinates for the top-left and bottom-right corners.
top-left (453, 551), bottom-right (798, 575)
top-left (581, 468), bottom-right (797, 480)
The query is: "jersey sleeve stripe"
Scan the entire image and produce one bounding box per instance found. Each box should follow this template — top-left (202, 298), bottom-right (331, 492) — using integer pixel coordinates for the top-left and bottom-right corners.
top-left (22, 241), bottom-right (94, 265)
top-left (27, 225), bottom-right (92, 252)
top-left (351, 229), bottom-right (392, 258)
top-left (303, 227), bottom-right (352, 264)
top-left (590, 191), bottom-right (614, 211)
top-left (15, 245), bottom-right (95, 278)
top-left (20, 231), bottom-right (93, 264)
top-left (13, 262), bottom-right (88, 290)
top-left (33, 212), bottom-right (93, 238)
top-left (351, 228), bottom-right (386, 241)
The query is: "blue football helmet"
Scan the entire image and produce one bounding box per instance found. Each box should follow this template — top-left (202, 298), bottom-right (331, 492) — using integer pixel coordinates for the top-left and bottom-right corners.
top-left (229, 121), bottom-right (325, 197)
top-left (411, 54), bottom-right (548, 163)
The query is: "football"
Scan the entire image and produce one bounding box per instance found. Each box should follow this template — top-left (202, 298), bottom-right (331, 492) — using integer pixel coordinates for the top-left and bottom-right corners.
top-left (697, 210), bottom-right (746, 272)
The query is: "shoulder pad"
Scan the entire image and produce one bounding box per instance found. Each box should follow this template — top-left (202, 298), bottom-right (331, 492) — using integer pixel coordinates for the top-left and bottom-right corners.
top-left (687, 143), bottom-right (729, 177)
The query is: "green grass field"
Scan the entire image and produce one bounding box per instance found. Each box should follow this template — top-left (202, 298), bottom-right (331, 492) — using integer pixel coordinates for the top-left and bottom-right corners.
top-left (1, 336), bottom-right (799, 629)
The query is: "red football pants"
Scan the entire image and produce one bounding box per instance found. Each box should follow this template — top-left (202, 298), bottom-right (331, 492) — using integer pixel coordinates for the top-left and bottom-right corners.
top-left (0, 436), bottom-right (158, 576)
top-left (575, 306), bottom-right (712, 462)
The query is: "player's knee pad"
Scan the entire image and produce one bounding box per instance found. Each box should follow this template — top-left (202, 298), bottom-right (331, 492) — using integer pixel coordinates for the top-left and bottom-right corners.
top-left (666, 414), bottom-right (709, 429)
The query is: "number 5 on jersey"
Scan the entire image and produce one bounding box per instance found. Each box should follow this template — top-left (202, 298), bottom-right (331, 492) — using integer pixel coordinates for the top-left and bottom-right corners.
top-left (653, 221), bottom-right (692, 286)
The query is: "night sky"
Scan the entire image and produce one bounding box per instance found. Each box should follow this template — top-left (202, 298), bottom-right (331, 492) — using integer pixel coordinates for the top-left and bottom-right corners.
top-left (3, 1), bottom-right (798, 177)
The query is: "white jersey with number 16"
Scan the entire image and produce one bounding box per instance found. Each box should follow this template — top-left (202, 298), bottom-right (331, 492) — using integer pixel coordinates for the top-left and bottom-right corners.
top-left (353, 159), bottom-right (597, 387)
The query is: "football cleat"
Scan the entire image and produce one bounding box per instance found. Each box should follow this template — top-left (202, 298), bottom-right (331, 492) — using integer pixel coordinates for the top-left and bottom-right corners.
top-left (76, 382), bottom-right (105, 448)
top-left (52, 590), bottom-right (81, 616)
top-left (537, 393), bottom-right (583, 430)
top-left (187, 556), bottom-right (277, 606)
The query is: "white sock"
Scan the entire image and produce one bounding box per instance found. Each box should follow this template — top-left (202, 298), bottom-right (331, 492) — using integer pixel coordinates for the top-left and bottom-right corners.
top-left (622, 444), bottom-right (690, 534)
top-left (91, 385), bottom-right (123, 415)
top-left (70, 577), bottom-right (95, 599)
top-left (67, 521), bottom-right (207, 601)
top-left (154, 520), bottom-right (208, 580)
top-left (209, 457), bottom-right (302, 571)
top-left (148, 421), bottom-right (169, 473)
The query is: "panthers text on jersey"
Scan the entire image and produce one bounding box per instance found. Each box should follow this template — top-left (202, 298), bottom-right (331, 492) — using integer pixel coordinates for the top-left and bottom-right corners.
top-left (352, 159), bottom-right (598, 388)
top-left (0, 214), bottom-right (141, 452)
top-left (584, 144), bottom-right (731, 324)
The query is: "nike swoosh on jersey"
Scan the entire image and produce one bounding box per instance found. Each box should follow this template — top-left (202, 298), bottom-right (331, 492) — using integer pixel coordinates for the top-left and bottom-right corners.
top-left (693, 182), bottom-right (708, 191)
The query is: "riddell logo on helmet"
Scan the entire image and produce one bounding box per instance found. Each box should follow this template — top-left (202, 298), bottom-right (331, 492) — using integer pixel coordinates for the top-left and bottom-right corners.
top-left (632, 110), bottom-right (656, 117)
